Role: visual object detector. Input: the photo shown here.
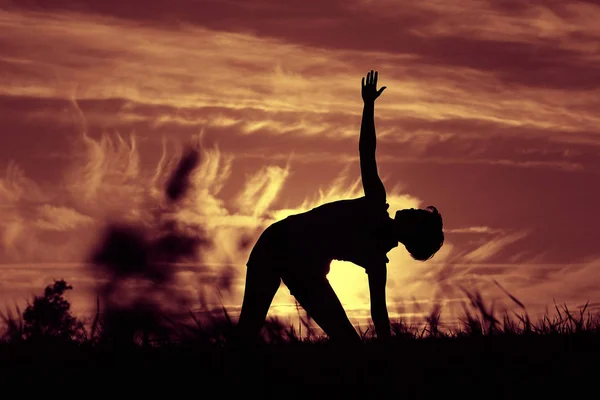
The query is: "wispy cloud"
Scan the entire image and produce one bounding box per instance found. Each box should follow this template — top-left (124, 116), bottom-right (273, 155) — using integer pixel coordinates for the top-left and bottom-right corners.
top-left (462, 231), bottom-right (530, 263)
top-left (33, 205), bottom-right (94, 231)
top-left (447, 226), bottom-right (506, 234)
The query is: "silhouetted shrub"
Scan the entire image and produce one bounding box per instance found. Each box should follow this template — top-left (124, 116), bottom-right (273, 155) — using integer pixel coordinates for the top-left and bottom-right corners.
top-left (20, 280), bottom-right (85, 342)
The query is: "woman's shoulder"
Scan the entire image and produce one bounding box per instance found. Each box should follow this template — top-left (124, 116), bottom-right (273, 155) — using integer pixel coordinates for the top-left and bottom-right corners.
top-left (355, 196), bottom-right (390, 213)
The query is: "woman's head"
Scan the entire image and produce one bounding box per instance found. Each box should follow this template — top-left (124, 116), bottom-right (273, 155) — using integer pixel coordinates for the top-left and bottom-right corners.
top-left (393, 206), bottom-right (444, 261)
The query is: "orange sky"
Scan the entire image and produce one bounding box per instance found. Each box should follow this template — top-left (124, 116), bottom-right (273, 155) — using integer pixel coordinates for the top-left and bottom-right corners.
top-left (1, 1), bottom-right (600, 329)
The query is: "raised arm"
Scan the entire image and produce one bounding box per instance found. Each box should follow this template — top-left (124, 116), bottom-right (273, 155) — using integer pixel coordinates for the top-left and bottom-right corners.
top-left (360, 70), bottom-right (387, 203)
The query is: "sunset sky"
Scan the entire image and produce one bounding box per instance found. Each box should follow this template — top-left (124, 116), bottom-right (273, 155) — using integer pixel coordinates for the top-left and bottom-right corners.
top-left (1, 0), bottom-right (600, 330)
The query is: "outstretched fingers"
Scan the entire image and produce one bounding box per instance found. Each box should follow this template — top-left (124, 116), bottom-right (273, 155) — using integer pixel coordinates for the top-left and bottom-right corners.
top-left (361, 70), bottom-right (386, 102)
top-left (363, 70), bottom-right (378, 87)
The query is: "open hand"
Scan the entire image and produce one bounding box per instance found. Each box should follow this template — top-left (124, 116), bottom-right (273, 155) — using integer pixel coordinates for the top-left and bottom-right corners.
top-left (362, 70), bottom-right (386, 103)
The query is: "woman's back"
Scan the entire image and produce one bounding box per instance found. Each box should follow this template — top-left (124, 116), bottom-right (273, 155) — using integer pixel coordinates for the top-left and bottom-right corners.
top-left (248, 197), bottom-right (397, 275)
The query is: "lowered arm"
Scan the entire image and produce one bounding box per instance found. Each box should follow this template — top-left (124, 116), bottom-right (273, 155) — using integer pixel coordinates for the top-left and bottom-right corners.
top-left (368, 264), bottom-right (391, 341)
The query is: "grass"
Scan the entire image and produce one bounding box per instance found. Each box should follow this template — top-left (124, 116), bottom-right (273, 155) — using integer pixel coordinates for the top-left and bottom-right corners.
top-left (1, 287), bottom-right (600, 397)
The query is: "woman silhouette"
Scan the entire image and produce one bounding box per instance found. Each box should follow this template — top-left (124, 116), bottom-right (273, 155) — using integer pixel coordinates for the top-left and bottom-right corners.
top-left (236, 70), bottom-right (444, 344)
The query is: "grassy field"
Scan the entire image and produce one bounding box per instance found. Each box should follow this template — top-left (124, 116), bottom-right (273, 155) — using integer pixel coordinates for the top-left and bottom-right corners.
top-left (1, 333), bottom-right (598, 395)
top-left (1, 283), bottom-right (599, 397)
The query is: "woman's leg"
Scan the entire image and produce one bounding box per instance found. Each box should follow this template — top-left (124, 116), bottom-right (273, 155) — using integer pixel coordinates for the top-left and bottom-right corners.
top-left (284, 274), bottom-right (361, 344)
top-left (236, 265), bottom-right (281, 342)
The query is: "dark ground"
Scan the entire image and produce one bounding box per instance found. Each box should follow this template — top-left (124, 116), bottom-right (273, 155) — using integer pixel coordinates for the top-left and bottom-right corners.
top-left (0, 334), bottom-right (598, 398)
